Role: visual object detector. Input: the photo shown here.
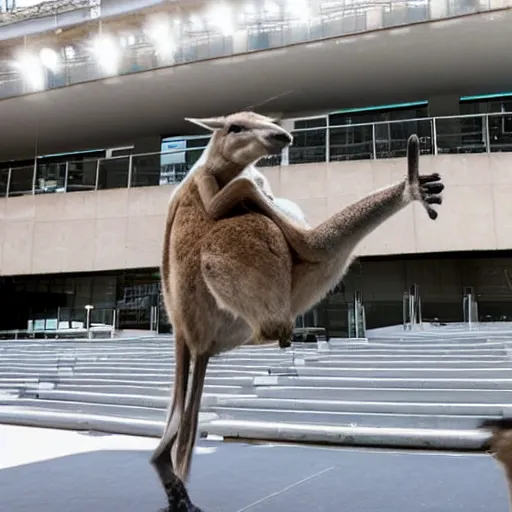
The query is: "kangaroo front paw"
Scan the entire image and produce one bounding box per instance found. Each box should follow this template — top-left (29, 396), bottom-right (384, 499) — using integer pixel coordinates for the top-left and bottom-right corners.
top-left (419, 173), bottom-right (444, 220)
top-left (406, 134), bottom-right (444, 220)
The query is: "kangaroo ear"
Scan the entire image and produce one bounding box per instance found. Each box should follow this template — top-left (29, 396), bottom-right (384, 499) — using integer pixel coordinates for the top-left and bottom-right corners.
top-left (185, 116), bottom-right (226, 132)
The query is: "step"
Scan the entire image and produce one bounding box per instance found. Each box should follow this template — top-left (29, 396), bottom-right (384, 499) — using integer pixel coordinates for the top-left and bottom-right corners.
top-left (302, 357), bottom-right (512, 370)
top-left (254, 375), bottom-right (512, 390)
top-left (46, 384), bottom-right (172, 395)
top-left (255, 386), bottom-right (512, 403)
top-left (203, 419), bottom-right (490, 450)
top-left (48, 383), bottom-right (249, 396)
top-left (294, 367), bottom-right (512, 378)
top-left (0, 397), bottom-right (168, 421)
top-left (210, 406), bottom-right (497, 430)
top-left (23, 387), bottom-right (251, 408)
top-left (0, 406), bottom-right (216, 438)
top-left (213, 396), bottom-right (509, 416)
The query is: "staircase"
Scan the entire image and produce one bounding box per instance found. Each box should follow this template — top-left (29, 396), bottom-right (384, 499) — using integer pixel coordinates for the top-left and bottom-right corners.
top-left (1, 324), bottom-right (510, 450)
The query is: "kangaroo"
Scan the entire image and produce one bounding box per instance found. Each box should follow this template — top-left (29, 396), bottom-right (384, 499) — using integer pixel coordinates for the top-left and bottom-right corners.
top-left (153, 110), bottom-right (444, 511)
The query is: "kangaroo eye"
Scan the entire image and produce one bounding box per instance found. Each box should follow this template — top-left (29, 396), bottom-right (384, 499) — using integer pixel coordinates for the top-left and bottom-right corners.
top-left (228, 124), bottom-right (245, 133)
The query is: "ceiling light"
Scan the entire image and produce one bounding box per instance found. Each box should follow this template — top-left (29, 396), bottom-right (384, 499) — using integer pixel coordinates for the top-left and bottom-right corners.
top-left (12, 52), bottom-right (45, 92)
top-left (189, 14), bottom-right (204, 31)
top-left (39, 47), bottom-right (60, 73)
top-left (207, 2), bottom-right (235, 37)
top-left (120, 34), bottom-right (136, 47)
top-left (90, 34), bottom-right (121, 75)
top-left (145, 18), bottom-right (176, 59)
top-left (244, 3), bottom-right (256, 14)
top-left (287, 0), bottom-right (311, 21)
top-left (265, 1), bottom-right (280, 15)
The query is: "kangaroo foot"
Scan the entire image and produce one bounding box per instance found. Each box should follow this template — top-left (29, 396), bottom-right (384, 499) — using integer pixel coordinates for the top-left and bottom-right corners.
top-left (162, 477), bottom-right (204, 512)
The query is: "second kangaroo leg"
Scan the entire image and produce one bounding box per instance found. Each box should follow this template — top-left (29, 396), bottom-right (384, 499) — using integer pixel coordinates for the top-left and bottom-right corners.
top-left (201, 214), bottom-right (294, 348)
top-left (150, 331), bottom-right (192, 507)
top-left (173, 354), bottom-right (210, 482)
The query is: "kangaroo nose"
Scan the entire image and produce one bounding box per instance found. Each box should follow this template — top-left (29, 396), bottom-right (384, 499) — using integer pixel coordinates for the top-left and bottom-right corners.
top-left (271, 132), bottom-right (292, 145)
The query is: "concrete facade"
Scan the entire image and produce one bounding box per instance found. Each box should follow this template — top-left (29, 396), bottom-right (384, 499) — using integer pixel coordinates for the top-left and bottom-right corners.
top-left (0, 152), bottom-right (510, 276)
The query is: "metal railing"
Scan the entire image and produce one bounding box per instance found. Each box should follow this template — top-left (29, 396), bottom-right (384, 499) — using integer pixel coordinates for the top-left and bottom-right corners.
top-left (0, 0), bottom-right (506, 101)
top-left (1, 111), bottom-right (512, 199)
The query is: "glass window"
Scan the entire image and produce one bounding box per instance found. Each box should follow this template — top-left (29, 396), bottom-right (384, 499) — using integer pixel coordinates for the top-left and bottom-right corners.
top-left (290, 117), bottom-right (327, 164)
top-left (97, 157), bottom-right (130, 190)
top-left (67, 159), bottom-right (97, 192)
top-left (0, 168), bottom-right (8, 197)
top-left (131, 152), bottom-right (162, 187)
top-left (376, 119), bottom-right (434, 159)
top-left (436, 116), bottom-right (485, 154)
top-left (330, 124), bottom-right (373, 161)
top-left (489, 113), bottom-right (512, 153)
top-left (8, 165), bottom-right (34, 197)
top-left (35, 162), bottom-right (66, 194)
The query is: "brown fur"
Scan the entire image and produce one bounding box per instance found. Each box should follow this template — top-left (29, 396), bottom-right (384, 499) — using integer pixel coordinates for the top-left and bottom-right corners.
top-left (151, 110), bottom-right (445, 509)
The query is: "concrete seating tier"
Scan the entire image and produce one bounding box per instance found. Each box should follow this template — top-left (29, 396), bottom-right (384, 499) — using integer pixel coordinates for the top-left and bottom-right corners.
top-left (1, 324), bottom-right (511, 450)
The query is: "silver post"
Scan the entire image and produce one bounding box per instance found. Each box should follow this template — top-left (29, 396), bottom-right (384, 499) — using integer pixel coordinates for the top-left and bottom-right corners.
top-left (85, 304), bottom-right (94, 339)
top-left (484, 114), bottom-right (490, 154)
top-left (403, 291), bottom-right (408, 331)
top-left (94, 160), bottom-right (100, 190)
top-left (372, 123), bottom-right (377, 159)
top-left (32, 160), bottom-right (37, 195)
top-left (63, 161), bottom-right (69, 192)
top-left (432, 117), bottom-right (438, 155)
top-left (6, 168), bottom-right (11, 198)
top-left (468, 293), bottom-right (473, 329)
top-left (111, 309), bottom-right (116, 338)
top-left (354, 295), bottom-right (359, 339)
top-left (325, 126), bottom-right (330, 162)
top-left (127, 155), bottom-right (133, 188)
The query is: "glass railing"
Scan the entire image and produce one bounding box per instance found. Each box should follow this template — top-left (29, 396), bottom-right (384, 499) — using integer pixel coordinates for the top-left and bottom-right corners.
top-left (1, 111), bottom-right (512, 199)
top-left (0, 0), bottom-right (505, 100)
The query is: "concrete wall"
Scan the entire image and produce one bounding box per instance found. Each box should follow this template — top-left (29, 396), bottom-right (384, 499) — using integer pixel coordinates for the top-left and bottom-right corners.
top-left (0, 152), bottom-right (511, 276)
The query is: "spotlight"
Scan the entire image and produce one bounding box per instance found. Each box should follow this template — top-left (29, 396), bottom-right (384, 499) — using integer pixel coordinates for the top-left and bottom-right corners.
top-left (12, 52), bottom-right (46, 92)
top-left (90, 34), bottom-right (121, 75)
top-left (39, 47), bottom-right (60, 73)
top-left (189, 14), bottom-right (204, 31)
top-left (145, 17), bottom-right (175, 59)
top-left (120, 34), bottom-right (136, 47)
top-left (286, 0), bottom-right (311, 21)
top-left (265, 1), bottom-right (280, 15)
top-left (244, 3), bottom-right (256, 14)
top-left (207, 2), bottom-right (235, 37)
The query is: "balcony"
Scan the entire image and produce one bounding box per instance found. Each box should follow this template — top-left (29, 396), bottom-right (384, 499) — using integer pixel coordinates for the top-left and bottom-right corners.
top-left (1, 111), bottom-right (510, 200)
top-left (0, 0), bottom-right (507, 101)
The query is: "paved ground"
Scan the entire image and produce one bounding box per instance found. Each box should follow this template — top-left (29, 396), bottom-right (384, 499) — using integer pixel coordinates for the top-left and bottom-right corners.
top-left (0, 425), bottom-right (508, 512)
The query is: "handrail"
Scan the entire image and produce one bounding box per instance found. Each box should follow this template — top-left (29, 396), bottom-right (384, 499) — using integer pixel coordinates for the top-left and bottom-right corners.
top-left (290, 111), bottom-right (498, 133)
top-left (1, 110), bottom-right (512, 199)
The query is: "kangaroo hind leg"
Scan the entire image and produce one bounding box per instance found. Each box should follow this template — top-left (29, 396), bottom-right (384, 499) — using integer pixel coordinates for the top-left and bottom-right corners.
top-left (201, 216), bottom-right (294, 348)
top-left (150, 330), bottom-right (193, 508)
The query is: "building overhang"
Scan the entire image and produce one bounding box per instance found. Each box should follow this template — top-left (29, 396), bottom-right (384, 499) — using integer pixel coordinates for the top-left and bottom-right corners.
top-left (0, 9), bottom-right (511, 161)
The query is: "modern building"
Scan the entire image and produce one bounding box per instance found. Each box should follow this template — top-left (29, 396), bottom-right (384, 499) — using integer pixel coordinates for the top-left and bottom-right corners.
top-left (0, 0), bottom-right (512, 336)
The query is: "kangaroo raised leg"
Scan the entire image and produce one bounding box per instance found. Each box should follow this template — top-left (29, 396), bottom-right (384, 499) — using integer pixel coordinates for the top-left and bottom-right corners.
top-left (204, 135), bottom-right (443, 315)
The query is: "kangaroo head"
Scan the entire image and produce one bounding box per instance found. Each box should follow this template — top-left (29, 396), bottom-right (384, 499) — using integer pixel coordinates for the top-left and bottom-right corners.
top-left (185, 111), bottom-right (293, 172)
